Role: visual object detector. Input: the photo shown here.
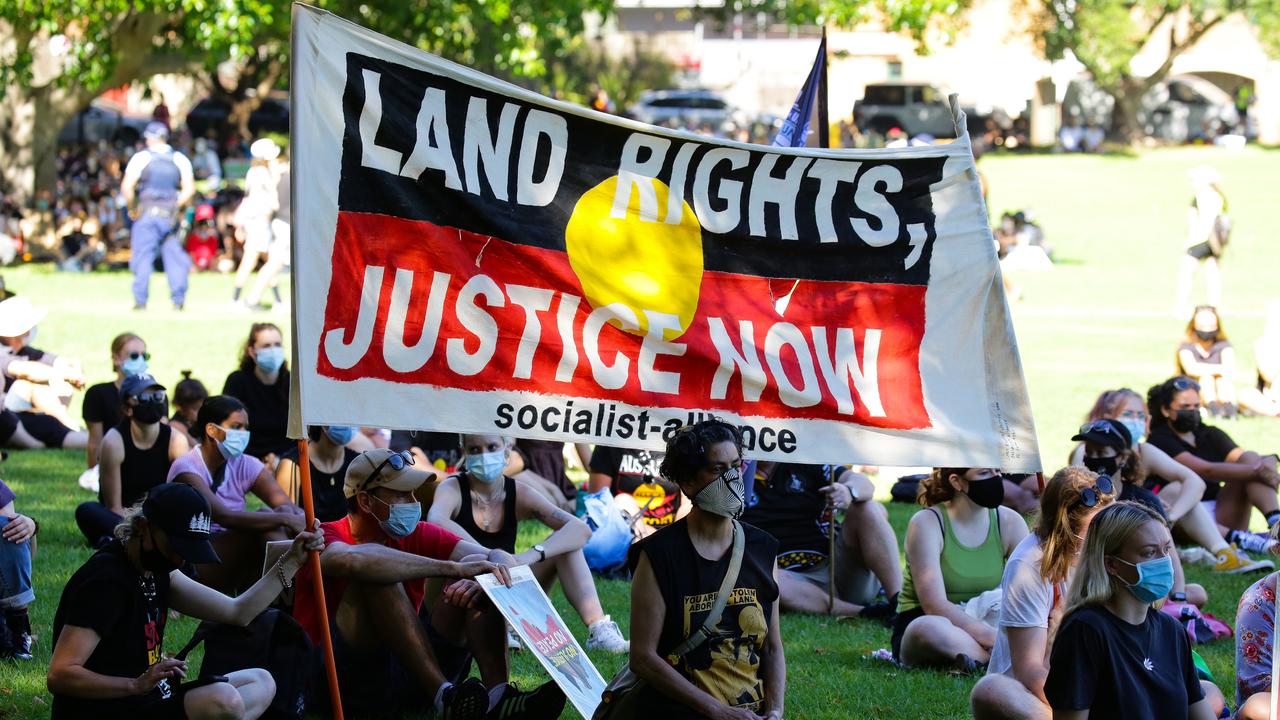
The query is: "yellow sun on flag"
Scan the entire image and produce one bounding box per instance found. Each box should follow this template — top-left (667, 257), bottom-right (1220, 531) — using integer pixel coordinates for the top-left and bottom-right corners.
top-left (564, 176), bottom-right (703, 341)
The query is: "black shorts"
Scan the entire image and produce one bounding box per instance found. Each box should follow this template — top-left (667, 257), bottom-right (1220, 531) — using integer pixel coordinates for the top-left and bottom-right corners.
top-left (0, 409), bottom-right (17, 445)
top-left (890, 606), bottom-right (926, 663)
top-left (17, 411), bottom-right (73, 447)
top-left (1186, 242), bottom-right (1216, 260)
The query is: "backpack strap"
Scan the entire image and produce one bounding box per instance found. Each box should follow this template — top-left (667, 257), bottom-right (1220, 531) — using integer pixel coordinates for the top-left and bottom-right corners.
top-left (669, 520), bottom-right (745, 659)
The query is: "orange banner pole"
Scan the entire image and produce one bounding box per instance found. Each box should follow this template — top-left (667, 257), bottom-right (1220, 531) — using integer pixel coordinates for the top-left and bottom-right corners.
top-left (1036, 471), bottom-right (1045, 493)
top-left (298, 438), bottom-right (344, 719)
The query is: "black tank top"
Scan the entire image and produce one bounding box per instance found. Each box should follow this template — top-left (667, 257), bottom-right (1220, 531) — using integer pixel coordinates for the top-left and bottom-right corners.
top-left (110, 421), bottom-right (172, 507)
top-left (454, 474), bottom-right (518, 553)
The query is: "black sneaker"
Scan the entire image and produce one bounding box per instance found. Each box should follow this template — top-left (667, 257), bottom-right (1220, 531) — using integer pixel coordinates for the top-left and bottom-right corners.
top-left (10, 632), bottom-right (32, 661)
top-left (485, 680), bottom-right (566, 720)
top-left (858, 592), bottom-right (899, 626)
top-left (440, 678), bottom-right (489, 720)
top-left (948, 652), bottom-right (985, 676)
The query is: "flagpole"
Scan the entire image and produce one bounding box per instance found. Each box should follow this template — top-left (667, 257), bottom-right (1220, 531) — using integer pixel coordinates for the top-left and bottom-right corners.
top-left (298, 438), bottom-right (345, 720)
top-left (818, 26), bottom-right (830, 150)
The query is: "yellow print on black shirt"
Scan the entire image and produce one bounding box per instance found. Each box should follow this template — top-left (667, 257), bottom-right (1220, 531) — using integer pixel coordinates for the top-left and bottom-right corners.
top-left (677, 587), bottom-right (767, 710)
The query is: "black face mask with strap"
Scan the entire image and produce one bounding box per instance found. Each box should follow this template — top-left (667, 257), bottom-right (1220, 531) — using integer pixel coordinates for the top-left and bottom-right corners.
top-left (964, 475), bottom-right (1005, 509)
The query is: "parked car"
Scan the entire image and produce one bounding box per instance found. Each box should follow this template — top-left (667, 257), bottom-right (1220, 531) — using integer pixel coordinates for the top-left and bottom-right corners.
top-left (626, 89), bottom-right (741, 129)
top-left (57, 100), bottom-right (151, 146)
top-left (1063, 74), bottom-right (1240, 143)
top-left (853, 82), bottom-right (958, 138)
top-left (185, 95), bottom-right (291, 138)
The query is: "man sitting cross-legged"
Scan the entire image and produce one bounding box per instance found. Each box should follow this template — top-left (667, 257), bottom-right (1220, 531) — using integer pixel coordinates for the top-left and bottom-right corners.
top-left (428, 433), bottom-right (629, 654)
top-left (293, 448), bottom-right (566, 720)
top-left (742, 462), bottom-right (902, 619)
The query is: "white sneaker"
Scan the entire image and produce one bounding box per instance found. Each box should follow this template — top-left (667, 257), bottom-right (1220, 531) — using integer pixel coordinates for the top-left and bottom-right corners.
top-left (78, 465), bottom-right (100, 492)
top-left (1178, 547), bottom-right (1218, 567)
top-left (586, 616), bottom-right (629, 654)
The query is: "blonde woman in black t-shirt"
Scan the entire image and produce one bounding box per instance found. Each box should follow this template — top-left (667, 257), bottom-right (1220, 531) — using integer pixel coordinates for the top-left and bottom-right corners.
top-left (1175, 306), bottom-right (1239, 418)
top-left (628, 419), bottom-right (784, 719)
top-left (1045, 501), bottom-right (1220, 720)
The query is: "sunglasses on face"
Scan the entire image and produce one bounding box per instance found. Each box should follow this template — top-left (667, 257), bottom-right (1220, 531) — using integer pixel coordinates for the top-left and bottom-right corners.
top-left (128, 351), bottom-right (151, 361)
top-left (1173, 377), bottom-right (1201, 392)
top-left (1079, 473), bottom-right (1115, 507)
top-left (361, 450), bottom-right (415, 492)
top-left (133, 390), bottom-right (167, 404)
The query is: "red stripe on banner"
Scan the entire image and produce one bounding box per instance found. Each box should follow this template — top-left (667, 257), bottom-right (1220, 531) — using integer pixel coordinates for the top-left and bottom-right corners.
top-left (317, 212), bottom-right (929, 429)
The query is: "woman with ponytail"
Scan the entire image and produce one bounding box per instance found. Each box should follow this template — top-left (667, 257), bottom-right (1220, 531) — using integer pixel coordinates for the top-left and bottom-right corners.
top-left (1044, 501), bottom-right (1220, 720)
top-left (892, 468), bottom-right (1028, 671)
top-left (970, 467), bottom-right (1114, 719)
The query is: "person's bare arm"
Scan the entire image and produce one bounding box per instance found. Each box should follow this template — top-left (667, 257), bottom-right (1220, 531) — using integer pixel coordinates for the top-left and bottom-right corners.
top-left (906, 510), bottom-right (995, 648)
top-left (629, 552), bottom-right (754, 720)
top-left (320, 539), bottom-right (505, 585)
top-left (48, 625), bottom-right (186, 699)
top-left (275, 457), bottom-right (299, 503)
top-left (588, 471), bottom-right (613, 493)
top-left (177, 167), bottom-right (196, 208)
top-left (0, 500), bottom-right (35, 545)
top-left (168, 430), bottom-right (189, 463)
top-left (1178, 348), bottom-right (1212, 379)
top-left (760, 563), bottom-right (786, 719)
top-left (172, 471), bottom-right (300, 534)
top-left (170, 527), bottom-right (323, 625)
top-left (424, 478), bottom-right (478, 545)
top-left (86, 421), bottom-right (105, 468)
top-left (249, 464), bottom-right (301, 514)
top-left (574, 443), bottom-right (592, 470)
top-left (98, 430), bottom-right (125, 514)
top-left (1172, 450), bottom-right (1270, 485)
top-left (1189, 698), bottom-right (1215, 720)
top-left (1220, 346), bottom-right (1240, 384)
top-left (513, 479), bottom-right (589, 564)
top-left (1007, 625), bottom-right (1050, 702)
top-left (998, 507), bottom-right (1030, 555)
top-left (1139, 443), bottom-right (1205, 523)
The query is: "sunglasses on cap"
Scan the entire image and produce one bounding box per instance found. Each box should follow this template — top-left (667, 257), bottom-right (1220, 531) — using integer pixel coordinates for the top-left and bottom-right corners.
top-left (132, 390), bottom-right (167, 404)
top-left (129, 351), bottom-right (151, 361)
top-left (1079, 473), bottom-right (1115, 507)
top-left (360, 450), bottom-right (415, 492)
top-left (1079, 420), bottom-right (1125, 439)
top-left (1172, 377), bottom-right (1200, 392)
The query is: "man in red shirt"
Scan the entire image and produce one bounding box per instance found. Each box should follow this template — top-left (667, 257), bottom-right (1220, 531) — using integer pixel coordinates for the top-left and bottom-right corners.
top-left (295, 448), bottom-right (565, 720)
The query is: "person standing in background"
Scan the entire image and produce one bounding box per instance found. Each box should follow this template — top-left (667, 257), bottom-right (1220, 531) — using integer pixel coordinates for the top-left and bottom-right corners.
top-left (1174, 166), bottom-right (1229, 318)
top-left (231, 138), bottom-right (280, 307)
top-left (121, 123), bottom-right (194, 311)
top-left (243, 150), bottom-right (289, 310)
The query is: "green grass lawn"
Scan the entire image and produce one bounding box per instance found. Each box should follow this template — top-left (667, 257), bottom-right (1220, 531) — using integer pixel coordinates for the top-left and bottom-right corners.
top-left (1, 145), bottom-right (1278, 718)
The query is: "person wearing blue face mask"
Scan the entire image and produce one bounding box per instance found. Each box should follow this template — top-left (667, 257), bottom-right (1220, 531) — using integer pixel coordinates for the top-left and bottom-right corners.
top-left (1045, 501), bottom-right (1220, 720)
top-left (168, 395), bottom-right (304, 594)
top-left (428, 434), bottom-right (630, 654)
top-left (275, 425), bottom-right (361, 523)
top-left (82, 332), bottom-right (149, 471)
top-left (222, 322), bottom-right (291, 465)
top-left (292, 448), bottom-right (566, 720)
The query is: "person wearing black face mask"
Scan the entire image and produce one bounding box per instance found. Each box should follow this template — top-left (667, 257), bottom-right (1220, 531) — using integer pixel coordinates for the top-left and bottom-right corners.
top-left (1146, 376), bottom-right (1280, 539)
top-left (1176, 305), bottom-right (1240, 418)
top-left (75, 374), bottom-right (189, 548)
top-left (49, 483), bottom-right (324, 720)
top-left (892, 467), bottom-right (1029, 672)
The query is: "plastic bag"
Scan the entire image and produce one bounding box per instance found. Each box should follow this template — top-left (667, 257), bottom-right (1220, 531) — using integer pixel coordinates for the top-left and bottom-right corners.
top-left (581, 487), bottom-right (631, 574)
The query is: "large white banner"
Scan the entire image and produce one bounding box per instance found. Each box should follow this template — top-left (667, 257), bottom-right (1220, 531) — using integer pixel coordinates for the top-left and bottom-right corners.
top-left (289, 5), bottom-right (1041, 470)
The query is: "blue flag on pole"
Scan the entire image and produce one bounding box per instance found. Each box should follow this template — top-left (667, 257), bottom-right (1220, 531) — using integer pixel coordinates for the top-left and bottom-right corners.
top-left (772, 36), bottom-right (826, 147)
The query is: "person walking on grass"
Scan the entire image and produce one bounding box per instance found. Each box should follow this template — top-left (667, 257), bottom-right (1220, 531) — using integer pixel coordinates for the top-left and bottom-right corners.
top-left (121, 122), bottom-right (194, 311)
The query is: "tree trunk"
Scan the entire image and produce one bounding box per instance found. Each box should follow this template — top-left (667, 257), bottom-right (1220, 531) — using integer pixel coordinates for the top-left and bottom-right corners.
top-left (1107, 79), bottom-right (1146, 144)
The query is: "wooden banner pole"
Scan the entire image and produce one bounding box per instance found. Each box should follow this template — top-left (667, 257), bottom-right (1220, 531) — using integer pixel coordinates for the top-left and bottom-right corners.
top-left (298, 438), bottom-right (344, 719)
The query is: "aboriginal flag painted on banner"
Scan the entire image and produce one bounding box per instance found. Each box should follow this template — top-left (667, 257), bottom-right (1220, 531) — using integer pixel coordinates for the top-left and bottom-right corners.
top-left (290, 6), bottom-right (1041, 471)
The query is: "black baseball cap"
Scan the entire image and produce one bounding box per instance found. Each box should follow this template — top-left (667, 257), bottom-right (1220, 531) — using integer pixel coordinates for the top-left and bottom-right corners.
top-left (142, 484), bottom-right (220, 564)
top-left (1071, 418), bottom-right (1132, 451)
top-left (120, 373), bottom-right (165, 402)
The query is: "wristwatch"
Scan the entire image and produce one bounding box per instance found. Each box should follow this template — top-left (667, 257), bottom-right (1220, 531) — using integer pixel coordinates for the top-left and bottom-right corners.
top-left (1170, 591), bottom-right (1187, 603)
top-left (534, 544), bottom-right (546, 562)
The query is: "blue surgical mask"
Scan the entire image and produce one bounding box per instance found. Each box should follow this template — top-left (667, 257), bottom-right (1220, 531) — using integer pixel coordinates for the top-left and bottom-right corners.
top-left (325, 425), bottom-right (357, 446)
top-left (1113, 555), bottom-right (1174, 603)
top-left (122, 355), bottom-right (149, 377)
top-left (466, 450), bottom-right (506, 484)
top-left (1118, 418), bottom-right (1146, 445)
top-left (373, 496), bottom-right (421, 537)
top-left (217, 427), bottom-right (251, 460)
top-left (255, 346), bottom-right (285, 373)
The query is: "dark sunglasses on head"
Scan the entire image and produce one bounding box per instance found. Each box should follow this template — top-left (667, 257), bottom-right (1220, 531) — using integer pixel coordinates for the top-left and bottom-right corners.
top-left (1172, 377), bottom-right (1201, 392)
top-left (361, 450), bottom-right (415, 492)
top-left (133, 390), bottom-right (167, 404)
top-left (1079, 420), bottom-right (1124, 439)
top-left (1079, 473), bottom-right (1115, 507)
top-left (128, 351), bottom-right (151, 361)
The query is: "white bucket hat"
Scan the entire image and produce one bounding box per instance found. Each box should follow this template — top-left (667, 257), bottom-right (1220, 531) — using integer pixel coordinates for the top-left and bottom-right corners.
top-left (0, 296), bottom-right (47, 338)
top-left (249, 138), bottom-right (281, 161)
